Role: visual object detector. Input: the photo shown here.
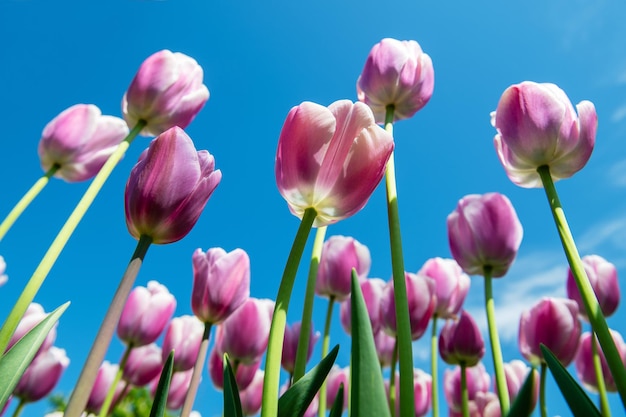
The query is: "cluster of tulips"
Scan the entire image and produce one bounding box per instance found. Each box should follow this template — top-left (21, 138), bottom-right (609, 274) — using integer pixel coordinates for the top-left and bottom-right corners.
top-left (0, 35), bottom-right (624, 417)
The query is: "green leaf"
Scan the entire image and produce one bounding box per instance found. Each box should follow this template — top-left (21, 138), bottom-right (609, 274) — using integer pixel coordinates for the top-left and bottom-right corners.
top-left (149, 350), bottom-right (174, 417)
top-left (223, 354), bottom-right (244, 417)
top-left (540, 344), bottom-right (601, 417)
top-left (350, 269), bottom-right (391, 417)
top-left (0, 301), bottom-right (69, 409)
top-left (328, 383), bottom-right (344, 417)
top-left (277, 344), bottom-right (339, 417)
top-left (506, 366), bottom-right (536, 417)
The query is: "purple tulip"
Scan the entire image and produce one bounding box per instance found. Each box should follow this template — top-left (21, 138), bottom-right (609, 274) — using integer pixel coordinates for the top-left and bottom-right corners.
top-left (281, 321), bottom-right (319, 374)
top-left (386, 368), bottom-right (432, 417)
top-left (275, 100), bottom-right (394, 227)
top-left (191, 247), bottom-right (250, 324)
top-left (449, 392), bottom-right (501, 417)
top-left (373, 328), bottom-right (397, 367)
top-left (575, 330), bottom-right (626, 393)
top-left (357, 38), bottom-right (434, 123)
top-left (7, 303), bottom-right (56, 356)
top-left (326, 365), bottom-right (349, 410)
top-left (447, 193), bottom-right (523, 278)
top-left (162, 315), bottom-right (204, 372)
top-left (239, 369), bottom-right (265, 416)
top-left (117, 280), bottom-right (176, 347)
top-left (14, 346), bottom-right (69, 402)
top-left (38, 104), bottom-right (129, 182)
top-left (122, 343), bottom-right (163, 387)
top-left (518, 297), bottom-right (581, 366)
top-left (444, 362), bottom-right (491, 413)
top-left (566, 254), bottom-right (620, 321)
top-left (150, 368), bottom-right (193, 410)
top-left (122, 50), bottom-right (210, 137)
top-left (493, 81), bottom-right (597, 187)
top-left (498, 360), bottom-right (538, 408)
top-left (0, 256), bottom-right (6, 287)
top-left (439, 311), bottom-right (485, 367)
top-left (340, 277), bottom-right (385, 334)
top-left (86, 361), bottom-right (125, 414)
top-left (418, 257), bottom-right (470, 319)
top-left (124, 126), bottom-right (222, 244)
top-left (207, 346), bottom-right (261, 391)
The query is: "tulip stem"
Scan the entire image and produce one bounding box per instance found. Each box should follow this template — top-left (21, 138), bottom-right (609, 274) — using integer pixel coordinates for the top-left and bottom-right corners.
top-left (0, 120), bottom-right (146, 356)
top-left (293, 225), bottom-right (327, 383)
top-left (460, 363), bottom-right (470, 417)
top-left (261, 208), bottom-right (316, 417)
top-left (431, 315), bottom-right (439, 417)
top-left (388, 337), bottom-right (399, 416)
top-left (65, 234), bottom-right (152, 417)
top-left (0, 164), bottom-right (59, 242)
top-left (10, 399), bottom-right (25, 417)
top-left (540, 362), bottom-right (548, 417)
top-left (537, 165), bottom-right (626, 405)
top-left (99, 345), bottom-right (133, 417)
top-left (483, 267), bottom-right (510, 415)
top-left (180, 322), bottom-right (213, 417)
top-left (318, 297), bottom-right (335, 417)
top-left (591, 332), bottom-right (611, 417)
top-left (384, 105), bottom-right (415, 417)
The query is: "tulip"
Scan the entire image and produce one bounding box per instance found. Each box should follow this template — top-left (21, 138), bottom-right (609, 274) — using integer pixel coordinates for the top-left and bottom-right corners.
top-left (7, 303), bottom-right (56, 356)
top-left (439, 311), bottom-right (485, 367)
top-left (191, 247), bottom-right (250, 324)
top-left (13, 346), bottom-right (69, 402)
top-left (275, 100), bottom-right (394, 227)
top-left (325, 365), bottom-right (350, 410)
top-left (444, 362), bottom-right (491, 413)
top-left (86, 361), bottom-right (125, 414)
top-left (575, 330), bottom-right (626, 393)
top-left (38, 104), bottom-right (130, 182)
top-left (0, 256), bottom-right (6, 287)
top-left (518, 297), bottom-right (581, 366)
top-left (448, 392), bottom-right (501, 417)
top-left (239, 369), bottom-right (265, 416)
top-left (373, 328), bottom-right (397, 367)
top-left (124, 126), bottom-right (222, 244)
top-left (117, 280), bottom-right (176, 347)
top-left (386, 369), bottom-right (432, 417)
top-left (207, 346), bottom-right (261, 391)
top-left (499, 360), bottom-right (538, 407)
top-left (447, 193), bottom-right (523, 278)
top-left (162, 315), bottom-right (204, 372)
top-left (492, 81), bottom-right (597, 188)
top-left (122, 50), bottom-right (210, 137)
top-left (316, 235), bottom-right (371, 301)
top-left (122, 343), bottom-right (163, 387)
top-left (281, 321), bottom-right (319, 374)
top-left (357, 38), bottom-right (434, 123)
top-left (340, 277), bottom-right (385, 334)
top-left (566, 254), bottom-right (620, 321)
top-left (418, 257), bottom-right (470, 319)
top-left (155, 368), bottom-right (193, 410)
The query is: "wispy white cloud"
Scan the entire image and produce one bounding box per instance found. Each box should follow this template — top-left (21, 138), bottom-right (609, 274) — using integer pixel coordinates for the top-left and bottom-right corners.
top-left (611, 105), bottom-right (626, 123)
top-left (577, 216), bottom-right (626, 264)
top-left (608, 159), bottom-right (626, 187)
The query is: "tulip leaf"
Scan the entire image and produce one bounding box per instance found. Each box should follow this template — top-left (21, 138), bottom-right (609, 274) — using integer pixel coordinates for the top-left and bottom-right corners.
top-left (149, 350), bottom-right (174, 417)
top-left (328, 383), bottom-right (344, 417)
top-left (277, 344), bottom-right (339, 417)
top-left (540, 344), bottom-right (601, 417)
top-left (0, 301), bottom-right (69, 409)
top-left (350, 269), bottom-right (391, 417)
top-left (223, 354), bottom-right (244, 417)
top-left (506, 366), bottom-right (536, 417)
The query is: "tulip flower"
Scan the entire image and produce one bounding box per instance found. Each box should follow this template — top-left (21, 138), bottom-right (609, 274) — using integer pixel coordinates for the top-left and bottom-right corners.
top-left (13, 346), bottom-right (69, 402)
top-left (162, 315), bottom-right (204, 372)
top-left (151, 368), bottom-right (193, 410)
top-left (566, 254), bottom-right (620, 321)
top-left (38, 104), bottom-right (129, 182)
top-left (86, 361), bottom-right (125, 414)
top-left (275, 100), bottom-right (394, 227)
top-left (357, 38), bottom-right (434, 123)
top-left (386, 369), bottom-right (432, 417)
top-left (316, 235), bottom-right (371, 300)
top-left (326, 366), bottom-right (350, 410)
top-left (239, 370), bottom-right (265, 416)
top-left (0, 256), bottom-right (7, 287)
top-left (281, 321), bottom-right (319, 374)
top-left (122, 343), bottom-right (163, 387)
top-left (340, 277), bottom-right (385, 334)
top-left (124, 126), bottom-right (222, 244)
top-left (447, 193), bottom-right (523, 278)
top-left (7, 303), bottom-right (56, 356)
top-left (499, 360), bottom-right (538, 408)
top-left (208, 346), bottom-right (261, 391)
top-left (418, 257), bottom-right (470, 319)
top-left (122, 50), bottom-right (210, 137)
top-left (191, 247), bottom-right (250, 324)
top-left (575, 330), bottom-right (626, 393)
top-left (439, 311), bottom-right (485, 367)
top-left (444, 362), bottom-right (491, 413)
top-left (492, 81), bottom-right (597, 188)
top-left (374, 328), bottom-right (397, 367)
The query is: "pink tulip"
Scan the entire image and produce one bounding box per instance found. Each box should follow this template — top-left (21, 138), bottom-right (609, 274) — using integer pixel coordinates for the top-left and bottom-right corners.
top-left (122, 343), bottom-right (163, 387)
top-left (191, 247), bottom-right (250, 324)
top-left (566, 254), bottom-right (620, 321)
top-left (0, 256), bottom-right (6, 287)
top-left (153, 368), bottom-right (193, 410)
top-left (14, 346), bottom-right (69, 402)
top-left (519, 297), bottom-right (581, 366)
top-left (281, 321), bottom-right (320, 374)
top-left (340, 277), bottom-right (385, 334)
top-left (326, 365), bottom-right (349, 410)
top-left (207, 345), bottom-right (261, 391)
top-left (386, 368), bottom-right (432, 417)
top-left (373, 328), bottom-right (396, 367)
top-left (239, 369), bottom-right (265, 416)
top-left (447, 193), bottom-right (523, 277)
top-left (493, 81), bottom-right (597, 187)
top-left (275, 100), bottom-right (394, 227)
top-left (418, 257), bottom-right (470, 319)
top-left (124, 126), bottom-right (222, 244)
top-left (316, 235), bottom-right (371, 301)
top-left (86, 361), bottom-right (125, 414)
top-left (162, 315), bottom-right (204, 372)
top-left (448, 392), bottom-right (501, 417)
top-left (499, 360), bottom-right (538, 409)
top-left (117, 280), bottom-right (176, 347)
top-left (7, 303), bottom-right (56, 356)
top-left (439, 311), bottom-right (485, 367)
top-left (444, 362), bottom-right (491, 413)
top-left (575, 330), bottom-right (626, 393)
top-left (122, 50), bottom-right (209, 137)
top-left (357, 38), bottom-right (434, 123)
top-left (38, 104), bottom-right (129, 182)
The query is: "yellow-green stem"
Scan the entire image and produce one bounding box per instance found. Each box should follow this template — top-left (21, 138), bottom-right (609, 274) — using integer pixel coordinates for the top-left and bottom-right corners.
top-left (384, 105), bottom-right (415, 417)
top-left (388, 337), bottom-right (399, 416)
top-left (537, 165), bottom-right (626, 405)
top-left (261, 208), bottom-right (316, 417)
top-left (540, 362), bottom-right (548, 417)
top-left (460, 363), bottom-right (470, 417)
top-left (99, 345), bottom-right (133, 417)
top-left (591, 332), bottom-right (611, 417)
top-left (181, 322), bottom-right (213, 417)
top-left (10, 399), bottom-right (25, 417)
top-left (317, 297), bottom-right (335, 417)
top-left (431, 315), bottom-right (439, 417)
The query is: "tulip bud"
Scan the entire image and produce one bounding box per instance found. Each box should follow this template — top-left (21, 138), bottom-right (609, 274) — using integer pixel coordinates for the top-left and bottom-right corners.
top-left (439, 311), bottom-right (485, 367)
top-left (373, 329), bottom-right (397, 367)
top-left (418, 257), bottom-right (470, 319)
top-left (357, 38), bottom-right (434, 123)
top-left (122, 343), bottom-right (163, 387)
top-left (86, 361), bottom-right (125, 414)
top-left (574, 330), bottom-right (626, 393)
top-left (151, 368), bottom-right (193, 410)
top-left (499, 360), bottom-right (538, 408)
top-left (275, 100), bottom-right (394, 227)
top-left (340, 277), bottom-right (385, 334)
top-left (444, 362), bottom-right (491, 413)
top-left (122, 50), bottom-right (210, 137)
top-left (386, 369), bottom-right (432, 417)
top-left (162, 315), bottom-right (204, 372)
top-left (239, 369), bottom-right (265, 416)
top-left (326, 366), bottom-right (350, 410)
top-left (281, 321), bottom-right (319, 374)
top-left (7, 303), bottom-right (57, 356)
top-left (207, 346), bottom-right (261, 391)
top-left (124, 126), bottom-right (222, 244)
top-left (14, 346), bottom-right (69, 402)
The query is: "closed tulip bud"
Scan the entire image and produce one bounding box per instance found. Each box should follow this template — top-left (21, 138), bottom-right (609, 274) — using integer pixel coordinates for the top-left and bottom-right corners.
top-left (207, 346), bottom-right (260, 391)
top-left (493, 81), bottom-right (597, 187)
top-left (567, 254), bottom-right (620, 321)
top-left (340, 277), bottom-right (385, 334)
top-left (499, 360), bottom-right (538, 408)
top-left (14, 346), bottom-right (69, 402)
top-left (447, 193), bottom-right (523, 278)
top-left (373, 328), bottom-right (397, 367)
top-left (418, 257), bottom-right (470, 319)
top-left (86, 361), bottom-right (125, 414)
top-left (444, 362), bottom-right (491, 413)
top-left (326, 366), bottom-right (349, 410)
top-left (357, 38), bottom-right (434, 123)
top-left (449, 392), bottom-right (501, 417)
top-left (239, 369), bottom-right (264, 416)
top-left (152, 368), bottom-right (193, 410)
top-left (122, 343), bottom-right (163, 387)
top-left (122, 50), bottom-right (209, 137)
top-left (439, 311), bottom-right (485, 367)
top-left (117, 280), bottom-right (176, 347)
top-left (191, 247), bottom-right (250, 324)
top-left (7, 303), bottom-right (57, 356)
top-left (316, 235), bottom-right (371, 301)
top-left (386, 368), bottom-right (432, 417)
top-left (519, 297), bottom-right (581, 366)
top-left (124, 126), bottom-right (222, 244)
top-left (275, 100), bottom-right (394, 227)
top-left (281, 321), bottom-right (319, 374)
top-left (162, 315), bottom-right (204, 372)
top-left (575, 330), bottom-right (626, 393)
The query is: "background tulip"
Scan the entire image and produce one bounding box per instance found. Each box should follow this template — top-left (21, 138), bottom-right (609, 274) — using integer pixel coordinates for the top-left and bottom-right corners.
top-left (208, 346), bottom-right (260, 391)
top-left (86, 361), bottom-right (125, 414)
top-left (326, 366), bottom-right (349, 410)
top-left (444, 362), bottom-right (491, 413)
top-left (122, 343), bottom-right (163, 387)
top-left (7, 303), bottom-right (57, 356)
top-left (439, 311), bottom-right (485, 367)
top-left (418, 257), bottom-right (470, 319)
top-left (340, 277), bottom-right (385, 334)
top-left (281, 321), bottom-right (319, 374)
top-left (155, 368), bottom-right (193, 410)
top-left (0, 256), bottom-right (6, 287)
top-left (374, 328), bottom-right (397, 367)
top-left (239, 369), bottom-right (265, 416)
top-left (575, 330), bottom-right (626, 393)
top-left (13, 346), bottom-right (69, 402)
top-left (275, 100), bottom-right (394, 227)
top-left (162, 315), bottom-right (204, 372)
top-left (386, 369), bottom-right (432, 417)
top-left (499, 360), bottom-right (538, 408)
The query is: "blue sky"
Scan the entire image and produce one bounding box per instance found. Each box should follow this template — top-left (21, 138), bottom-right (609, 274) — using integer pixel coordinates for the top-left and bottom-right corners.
top-left (1, 0), bottom-right (626, 416)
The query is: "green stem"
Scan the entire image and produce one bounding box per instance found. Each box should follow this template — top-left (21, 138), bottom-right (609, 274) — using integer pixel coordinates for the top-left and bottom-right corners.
top-left (0, 120), bottom-right (146, 355)
top-left (180, 322), bottom-right (213, 417)
top-left (317, 297), bottom-right (335, 417)
top-left (484, 267), bottom-right (510, 415)
top-left (591, 332), bottom-right (611, 417)
top-left (0, 165), bottom-right (59, 242)
top-left (10, 399), bottom-right (25, 417)
top-left (538, 165), bottom-right (626, 405)
top-left (99, 345), bottom-right (133, 417)
top-left (293, 225), bottom-right (327, 382)
top-left (65, 234), bottom-right (152, 417)
top-left (540, 362), bottom-right (548, 417)
top-left (260, 208), bottom-right (316, 417)
top-left (388, 337), bottom-right (399, 417)
top-left (384, 105), bottom-right (415, 417)
top-left (431, 315), bottom-right (439, 417)
top-left (460, 363), bottom-right (470, 417)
